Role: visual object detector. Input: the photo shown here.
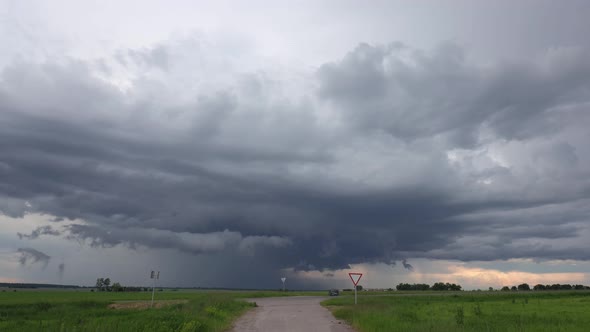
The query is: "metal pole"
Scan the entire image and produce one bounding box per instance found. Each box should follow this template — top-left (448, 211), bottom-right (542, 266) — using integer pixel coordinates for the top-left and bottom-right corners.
top-left (151, 277), bottom-right (155, 307)
top-left (354, 286), bottom-right (357, 305)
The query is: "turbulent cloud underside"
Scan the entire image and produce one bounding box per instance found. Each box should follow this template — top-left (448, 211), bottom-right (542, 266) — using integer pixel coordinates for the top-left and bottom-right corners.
top-left (1, 38), bottom-right (590, 284)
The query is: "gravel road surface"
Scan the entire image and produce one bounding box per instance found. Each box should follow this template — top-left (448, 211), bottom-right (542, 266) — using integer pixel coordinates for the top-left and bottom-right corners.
top-left (229, 296), bottom-right (356, 332)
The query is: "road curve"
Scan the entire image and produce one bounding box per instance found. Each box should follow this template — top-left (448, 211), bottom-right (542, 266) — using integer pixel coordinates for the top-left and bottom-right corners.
top-left (229, 296), bottom-right (356, 332)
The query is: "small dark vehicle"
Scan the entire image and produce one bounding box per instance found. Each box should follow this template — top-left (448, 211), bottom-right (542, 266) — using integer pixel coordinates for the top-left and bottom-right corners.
top-left (328, 289), bottom-right (340, 296)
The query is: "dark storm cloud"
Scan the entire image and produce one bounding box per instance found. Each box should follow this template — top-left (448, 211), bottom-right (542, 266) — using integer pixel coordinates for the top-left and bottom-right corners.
top-left (17, 225), bottom-right (61, 240)
top-left (317, 42), bottom-right (590, 147)
top-left (403, 198), bottom-right (590, 262)
top-left (402, 260), bottom-right (414, 271)
top-left (0, 196), bottom-right (30, 218)
top-left (16, 248), bottom-right (50, 267)
top-left (63, 223), bottom-right (291, 255)
top-left (1, 39), bottom-right (590, 287)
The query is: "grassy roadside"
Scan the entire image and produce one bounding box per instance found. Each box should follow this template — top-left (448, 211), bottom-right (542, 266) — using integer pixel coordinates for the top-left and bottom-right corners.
top-left (0, 289), bottom-right (322, 331)
top-left (322, 291), bottom-right (590, 332)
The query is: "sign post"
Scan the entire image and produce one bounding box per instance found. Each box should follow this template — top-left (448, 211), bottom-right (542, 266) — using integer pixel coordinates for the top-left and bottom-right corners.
top-left (150, 270), bottom-right (160, 308)
top-left (281, 277), bottom-right (286, 292)
top-left (348, 272), bottom-right (363, 305)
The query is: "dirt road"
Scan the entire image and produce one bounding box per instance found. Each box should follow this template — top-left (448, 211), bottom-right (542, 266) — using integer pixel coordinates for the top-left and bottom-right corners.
top-left (229, 296), bottom-right (356, 332)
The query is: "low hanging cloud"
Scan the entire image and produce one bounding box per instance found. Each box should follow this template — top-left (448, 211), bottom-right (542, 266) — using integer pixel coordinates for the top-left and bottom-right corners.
top-left (16, 248), bottom-right (51, 268)
top-left (402, 259), bottom-right (414, 271)
top-left (1, 36), bottom-right (590, 287)
top-left (62, 223), bottom-right (292, 255)
top-left (58, 262), bottom-right (65, 279)
top-left (17, 225), bottom-right (61, 240)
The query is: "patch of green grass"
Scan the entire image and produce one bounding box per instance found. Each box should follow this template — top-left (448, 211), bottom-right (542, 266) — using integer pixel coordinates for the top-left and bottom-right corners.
top-left (0, 292), bottom-right (241, 331)
top-left (323, 291), bottom-right (590, 332)
top-left (0, 289), bottom-right (320, 332)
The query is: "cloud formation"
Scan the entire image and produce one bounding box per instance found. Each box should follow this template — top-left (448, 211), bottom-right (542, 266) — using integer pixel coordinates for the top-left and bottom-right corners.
top-left (402, 260), bottom-right (414, 271)
top-left (16, 248), bottom-right (51, 268)
top-left (318, 43), bottom-right (590, 146)
top-left (17, 226), bottom-right (61, 240)
top-left (1, 35), bottom-right (590, 286)
top-left (63, 224), bottom-right (291, 255)
top-left (58, 262), bottom-right (65, 279)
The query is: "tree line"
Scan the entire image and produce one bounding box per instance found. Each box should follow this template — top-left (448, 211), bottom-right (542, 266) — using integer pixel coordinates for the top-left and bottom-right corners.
top-left (396, 282), bottom-right (462, 291)
top-left (0, 282), bottom-right (80, 289)
top-left (500, 283), bottom-right (590, 291)
top-left (94, 277), bottom-right (147, 292)
top-left (393, 282), bottom-right (590, 291)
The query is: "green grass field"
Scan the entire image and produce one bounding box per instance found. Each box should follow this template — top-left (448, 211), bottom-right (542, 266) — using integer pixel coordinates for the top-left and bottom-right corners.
top-left (0, 289), bottom-right (320, 332)
top-left (4, 289), bottom-right (590, 331)
top-left (323, 291), bottom-right (590, 332)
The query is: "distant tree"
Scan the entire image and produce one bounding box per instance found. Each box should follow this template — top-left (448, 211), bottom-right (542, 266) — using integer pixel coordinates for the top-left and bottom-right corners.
top-left (449, 283), bottom-right (462, 291)
top-left (560, 284), bottom-right (572, 290)
top-left (95, 278), bottom-right (104, 291)
top-left (396, 283), bottom-right (409, 291)
top-left (398, 283), bottom-right (430, 291)
top-left (574, 284), bottom-right (585, 290)
top-left (417, 284), bottom-right (431, 291)
top-left (429, 282), bottom-right (462, 291)
top-left (432, 282), bottom-right (447, 291)
top-left (103, 278), bottom-right (111, 291)
top-left (533, 284), bottom-right (546, 291)
top-left (510, 286), bottom-right (517, 291)
top-left (488, 287), bottom-right (494, 291)
top-left (356, 285), bottom-right (363, 291)
top-left (111, 282), bottom-right (122, 292)
top-left (517, 283), bottom-right (530, 291)
top-left (501, 286), bottom-right (510, 291)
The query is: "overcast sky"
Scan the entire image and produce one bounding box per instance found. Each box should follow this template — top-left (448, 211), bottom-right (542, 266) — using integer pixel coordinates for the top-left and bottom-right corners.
top-left (1, 0), bottom-right (590, 290)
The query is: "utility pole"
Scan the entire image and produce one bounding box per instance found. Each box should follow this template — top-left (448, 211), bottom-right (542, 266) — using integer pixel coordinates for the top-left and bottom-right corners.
top-left (150, 270), bottom-right (160, 307)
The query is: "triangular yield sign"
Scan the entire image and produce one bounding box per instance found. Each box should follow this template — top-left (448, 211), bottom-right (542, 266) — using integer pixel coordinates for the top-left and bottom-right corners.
top-left (281, 277), bottom-right (286, 283)
top-left (348, 272), bottom-right (363, 286)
